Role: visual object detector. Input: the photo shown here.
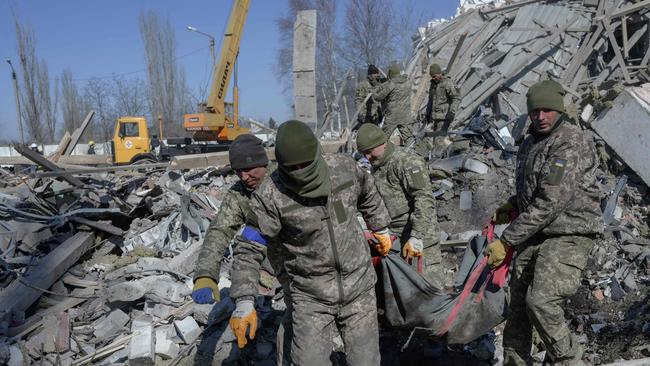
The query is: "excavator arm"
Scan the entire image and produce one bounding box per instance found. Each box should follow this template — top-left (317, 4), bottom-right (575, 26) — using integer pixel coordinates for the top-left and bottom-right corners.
top-left (183, 0), bottom-right (250, 142)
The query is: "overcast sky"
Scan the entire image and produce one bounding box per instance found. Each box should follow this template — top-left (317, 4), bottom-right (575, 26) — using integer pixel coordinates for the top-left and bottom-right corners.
top-left (0, 0), bottom-right (458, 141)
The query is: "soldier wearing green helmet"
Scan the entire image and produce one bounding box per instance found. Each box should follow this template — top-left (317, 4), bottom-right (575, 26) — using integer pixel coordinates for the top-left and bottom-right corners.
top-left (371, 64), bottom-right (416, 145)
top-left (424, 63), bottom-right (460, 132)
top-left (486, 80), bottom-right (602, 366)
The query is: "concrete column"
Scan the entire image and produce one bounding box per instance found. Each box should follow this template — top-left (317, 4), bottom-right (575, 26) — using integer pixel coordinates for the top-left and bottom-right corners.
top-left (293, 10), bottom-right (317, 130)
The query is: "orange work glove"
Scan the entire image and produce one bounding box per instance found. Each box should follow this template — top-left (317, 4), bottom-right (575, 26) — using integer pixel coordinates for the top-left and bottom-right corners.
top-left (486, 239), bottom-right (509, 268)
top-left (229, 300), bottom-right (257, 348)
top-left (372, 228), bottom-right (392, 256)
top-left (402, 237), bottom-right (423, 261)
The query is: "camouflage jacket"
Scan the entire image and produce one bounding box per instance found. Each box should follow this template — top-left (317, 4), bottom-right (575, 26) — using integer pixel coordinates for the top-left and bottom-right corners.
top-left (501, 116), bottom-right (603, 246)
top-left (230, 154), bottom-right (391, 305)
top-left (371, 143), bottom-right (438, 243)
top-left (372, 74), bottom-right (413, 126)
top-left (355, 79), bottom-right (381, 125)
top-left (193, 163), bottom-right (275, 281)
top-left (425, 77), bottom-right (460, 122)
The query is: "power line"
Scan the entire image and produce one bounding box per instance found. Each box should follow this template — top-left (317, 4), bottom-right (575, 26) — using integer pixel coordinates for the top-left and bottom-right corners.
top-left (71, 45), bottom-right (209, 82)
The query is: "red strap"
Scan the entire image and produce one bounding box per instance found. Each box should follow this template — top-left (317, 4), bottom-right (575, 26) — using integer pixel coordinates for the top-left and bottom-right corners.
top-left (491, 246), bottom-right (514, 287)
top-left (436, 256), bottom-right (488, 336)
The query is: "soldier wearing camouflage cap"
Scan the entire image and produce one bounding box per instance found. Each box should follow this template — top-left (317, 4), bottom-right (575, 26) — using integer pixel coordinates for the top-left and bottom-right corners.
top-left (192, 134), bottom-right (292, 364)
top-left (355, 64), bottom-right (384, 126)
top-left (357, 123), bottom-right (443, 288)
top-left (486, 80), bottom-right (603, 366)
top-left (371, 64), bottom-right (416, 145)
top-left (229, 120), bottom-right (391, 365)
top-left (424, 63), bottom-right (460, 132)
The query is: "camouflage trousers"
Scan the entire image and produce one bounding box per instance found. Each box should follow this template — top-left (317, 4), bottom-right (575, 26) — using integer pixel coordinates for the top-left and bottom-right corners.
top-left (290, 288), bottom-right (380, 366)
top-left (503, 235), bottom-right (593, 366)
top-left (383, 122), bottom-right (415, 147)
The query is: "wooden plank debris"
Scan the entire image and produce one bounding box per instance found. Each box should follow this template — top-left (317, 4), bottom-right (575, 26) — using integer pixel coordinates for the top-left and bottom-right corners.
top-left (0, 232), bottom-right (95, 315)
top-left (64, 111), bottom-right (95, 155)
top-left (14, 145), bottom-right (85, 187)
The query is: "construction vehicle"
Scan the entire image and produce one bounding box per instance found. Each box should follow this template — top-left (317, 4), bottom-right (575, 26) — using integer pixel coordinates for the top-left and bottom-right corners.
top-left (183, 0), bottom-right (250, 142)
top-left (111, 116), bottom-right (157, 164)
top-left (111, 0), bottom-right (251, 165)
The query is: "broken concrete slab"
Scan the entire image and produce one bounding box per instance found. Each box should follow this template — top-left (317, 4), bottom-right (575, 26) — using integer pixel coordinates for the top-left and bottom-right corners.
top-left (155, 326), bottom-right (180, 360)
top-left (593, 85), bottom-right (650, 187)
top-left (128, 315), bottom-right (155, 366)
top-left (105, 275), bottom-right (190, 305)
top-left (93, 309), bottom-right (130, 339)
top-left (174, 316), bottom-right (201, 344)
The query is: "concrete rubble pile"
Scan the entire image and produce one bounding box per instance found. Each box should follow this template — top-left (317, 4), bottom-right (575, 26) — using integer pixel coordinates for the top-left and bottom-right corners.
top-left (404, 0), bottom-right (650, 364)
top-left (0, 0), bottom-right (649, 365)
top-left (0, 163), bottom-right (286, 365)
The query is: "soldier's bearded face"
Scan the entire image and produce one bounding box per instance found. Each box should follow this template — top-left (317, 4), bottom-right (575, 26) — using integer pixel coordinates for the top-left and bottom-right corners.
top-left (363, 143), bottom-right (387, 164)
top-left (529, 108), bottom-right (559, 134)
top-left (237, 166), bottom-right (267, 189)
top-left (431, 74), bottom-right (443, 82)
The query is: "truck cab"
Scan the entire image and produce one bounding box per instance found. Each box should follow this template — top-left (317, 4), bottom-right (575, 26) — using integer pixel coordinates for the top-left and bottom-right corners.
top-left (112, 117), bottom-right (154, 164)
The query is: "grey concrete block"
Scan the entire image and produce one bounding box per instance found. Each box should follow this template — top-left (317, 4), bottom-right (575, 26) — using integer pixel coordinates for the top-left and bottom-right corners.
top-left (155, 326), bottom-right (180, 360)
top-left (593, 86), bottom-right (650, 187)
top-left (93, 309), bottom-right (129, 339)
top-left (128, 315), bottom-right (155, 366)
top-left (174, 316), bottom-right (201, 344)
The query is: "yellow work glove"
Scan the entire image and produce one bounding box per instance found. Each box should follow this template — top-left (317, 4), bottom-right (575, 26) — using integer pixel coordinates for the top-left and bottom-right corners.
top-left (486, 239), bottom-right (509, 268)
top-left (191, 277), bottom-right (220, 304)
top-left (492, 202), bottom-right (514, 224)
top-left (372, 228), bottom-right (393, 257)
top-left (229, 299), bottom-right (257, 349)
top-left (402, 237), bottom-right (423, 260)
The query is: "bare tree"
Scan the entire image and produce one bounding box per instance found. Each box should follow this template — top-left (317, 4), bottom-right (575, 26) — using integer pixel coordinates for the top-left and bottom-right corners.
top-left (84, 77), bottom-right (115, 143)
top-left (394, 0), bottom-right (430, 65)
top-left (139, 10), bottom-right (192, 136)
top-left (113, 76), bottom-right (147, 116)
top-left (14, 16), bottom-right (46, 143)
top-left (339, 0), bottom-right (396, 68)
top-left (60, 69), bottom-right (86, 133)
top-left (38, 63), bottom-right (58, 142)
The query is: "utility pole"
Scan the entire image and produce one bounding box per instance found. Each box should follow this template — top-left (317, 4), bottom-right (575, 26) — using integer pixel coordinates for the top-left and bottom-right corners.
top-left (6, 59), bottom-right (25, 145)
top-left (187, 26), bottom-right (216, 70)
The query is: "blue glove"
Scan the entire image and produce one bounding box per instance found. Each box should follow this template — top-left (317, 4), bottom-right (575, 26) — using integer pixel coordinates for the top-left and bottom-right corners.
top-left (192, 277), bottom-right (220, 304)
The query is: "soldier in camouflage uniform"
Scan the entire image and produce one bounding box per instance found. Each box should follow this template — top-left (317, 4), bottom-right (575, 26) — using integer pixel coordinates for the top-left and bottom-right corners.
top-left (356, 123), bottom-right (443, 288)
top-left (424, 63), bottom-right (460, 132)
top-left (192, 134), bottom-right (293, 365)
top-left (372, 64), bottom-right (415, 145)
top-left (486, 80), bottom-right (603, 366)
top-left (355, 64), bottom-right (383, 126)
top-left (193, 134), bottom-right (273, 292)
top-left (228, 120), bottom-right (392, 365)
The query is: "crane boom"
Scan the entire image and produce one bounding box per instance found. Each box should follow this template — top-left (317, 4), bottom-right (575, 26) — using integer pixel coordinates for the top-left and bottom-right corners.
top-left (183, 0), bottom-right (251, 142)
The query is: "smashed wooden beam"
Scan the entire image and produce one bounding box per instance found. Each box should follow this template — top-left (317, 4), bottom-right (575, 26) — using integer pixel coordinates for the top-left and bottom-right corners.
top-left (34, 162), bottom-right (169, 177)
top-left (602, 19), bottom-right (633, 83)
top-left (0, 154), bottom-right (112, 167)
top-left (0, 232), bottom-right (95, 316)
top-left (70, 217), bottom-right (125, 236)
top-left (65, 111), bottom-right (95, 155)
top-left (14, 145), bottom-right (85, 187)
top-left (48, 131), bottom-right (72, 163)
top-left (170, 138), bottom-right (347, 170)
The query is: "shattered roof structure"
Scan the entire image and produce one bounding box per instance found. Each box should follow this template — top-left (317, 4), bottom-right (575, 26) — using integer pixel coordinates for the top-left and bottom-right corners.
top-left (408, 0), bottom-right (650, 125)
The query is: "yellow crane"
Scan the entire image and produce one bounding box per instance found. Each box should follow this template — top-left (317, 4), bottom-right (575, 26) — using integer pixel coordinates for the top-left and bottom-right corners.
top-left (183, 0), bottom-right (250, 142)
top-left (111, 0), bottom-right (251, 164)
